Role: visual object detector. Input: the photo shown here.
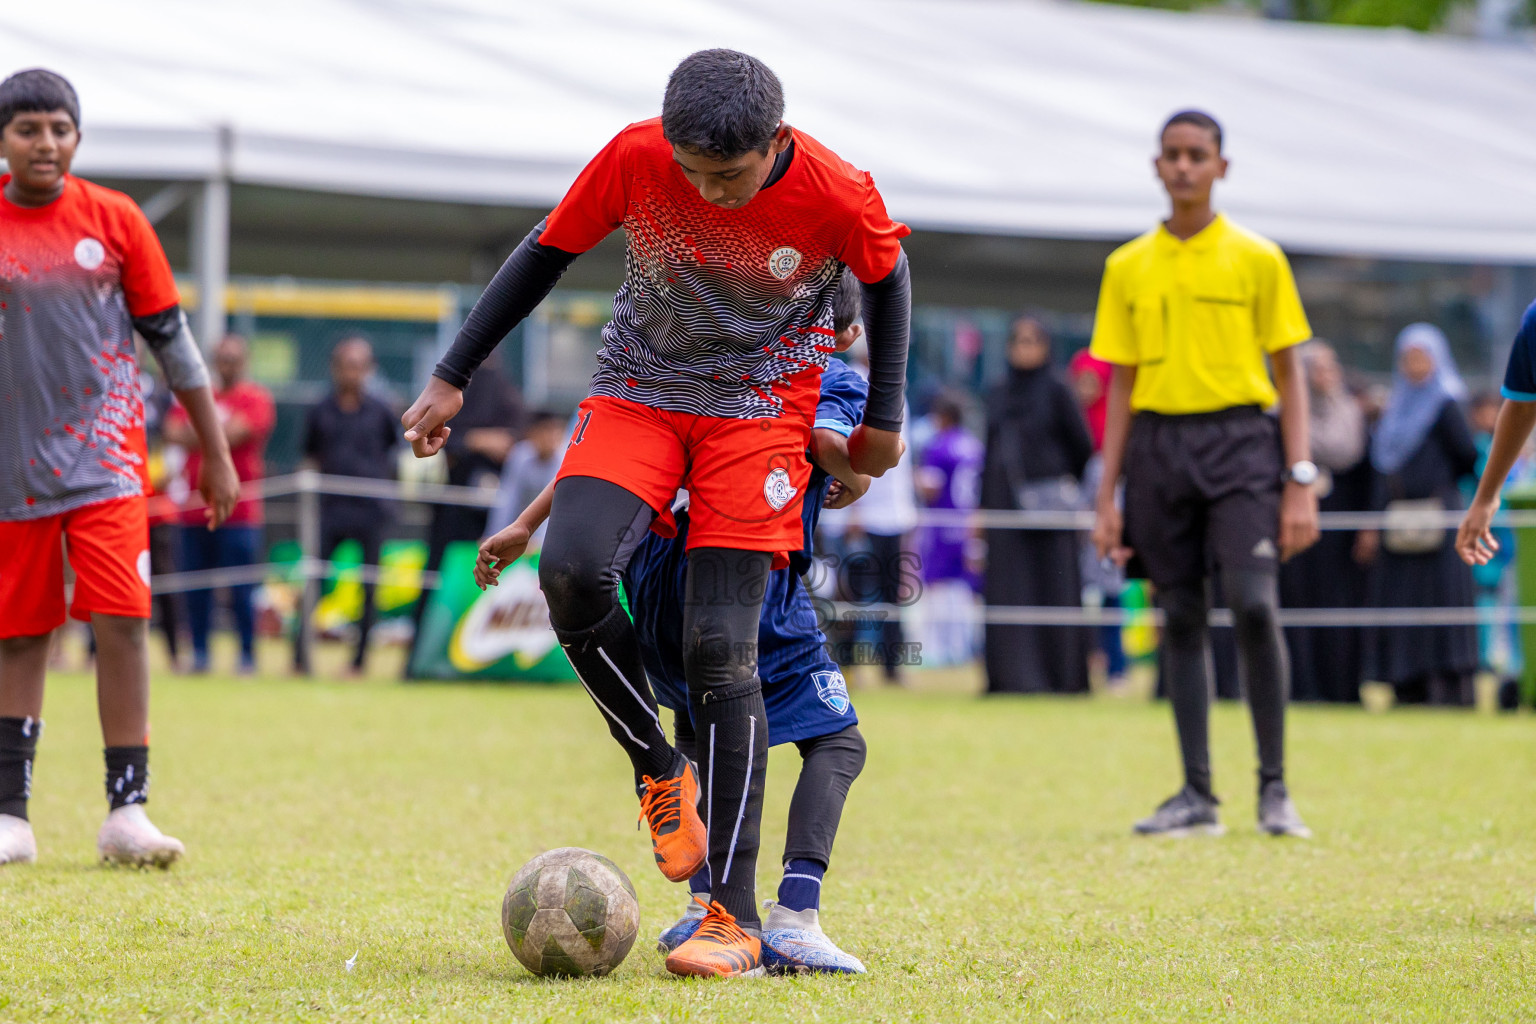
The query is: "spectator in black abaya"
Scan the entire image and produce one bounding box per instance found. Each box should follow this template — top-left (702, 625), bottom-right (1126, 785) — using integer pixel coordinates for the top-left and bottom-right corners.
top-left (404, 359), bottom-right (522, 677)
top-left (980, 317), bottom-right (1094, 694)
top-left (1278, 341), bottom-right (1372, 702)
top-left (1359, 324), bottom-right (1479, 706)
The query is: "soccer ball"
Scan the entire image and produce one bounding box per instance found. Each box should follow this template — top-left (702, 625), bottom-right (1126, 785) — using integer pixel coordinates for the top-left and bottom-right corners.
top-left (500, 847), bottom-right (640, 977)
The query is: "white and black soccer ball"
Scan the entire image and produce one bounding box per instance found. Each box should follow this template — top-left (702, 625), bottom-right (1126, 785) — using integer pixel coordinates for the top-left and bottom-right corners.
top-left (501, 847), bottom-right (639, 977)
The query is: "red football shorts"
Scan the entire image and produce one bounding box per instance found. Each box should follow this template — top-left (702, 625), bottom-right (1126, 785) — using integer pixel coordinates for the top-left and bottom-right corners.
top-left (556, 393), bottom-right (816, 569)
top-left (0, 496), bottom-right (151, 638)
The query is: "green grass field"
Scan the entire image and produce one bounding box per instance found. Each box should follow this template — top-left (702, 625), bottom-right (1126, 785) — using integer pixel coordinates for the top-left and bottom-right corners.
top-left (3, 661), bottom-right (1535, 1023)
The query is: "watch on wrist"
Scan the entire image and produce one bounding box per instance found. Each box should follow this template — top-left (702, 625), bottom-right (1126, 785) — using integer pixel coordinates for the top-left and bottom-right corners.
top-left (1283, 460), bottom-right (1319, 487)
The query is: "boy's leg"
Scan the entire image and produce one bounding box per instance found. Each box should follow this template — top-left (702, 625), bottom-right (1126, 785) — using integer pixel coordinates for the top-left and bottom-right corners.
top-left (539, 477), bottom-right (674, 784)
top-left (0, 636), bottom-right (49, 860)
top-left (779, 724), bottom-right (867, 911)
top-left (220, 525), bottom-right (260, 670)
top-left (0, 511), bottom-right (68, 861)
top-left (762, 724), bottom-right (869, 974)
top-left (180, 526), bottom-right (215, 670)
top-left (1157, 582), bottom-right (1216, 800)
top-left (353, 524), bottom-right (384, 671)
top-left (64, 498), bottom-right (184, 866)
top-left (680, 547), bottom-right (772, 928)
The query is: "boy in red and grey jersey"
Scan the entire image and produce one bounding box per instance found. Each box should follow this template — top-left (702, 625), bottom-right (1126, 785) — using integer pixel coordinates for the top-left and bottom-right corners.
top-left (0, 69), bottom-right (239, 868)
top-left (404, 50), bottom-right (910, 977)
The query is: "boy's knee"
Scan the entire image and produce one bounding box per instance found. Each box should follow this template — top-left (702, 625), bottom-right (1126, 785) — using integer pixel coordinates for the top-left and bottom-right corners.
top-left (681, 621), bottom-right (757, 695)
top-left (537, 557), bottom-right (613, 629)
top-left (1158, 586), bottom-right (1207, 639)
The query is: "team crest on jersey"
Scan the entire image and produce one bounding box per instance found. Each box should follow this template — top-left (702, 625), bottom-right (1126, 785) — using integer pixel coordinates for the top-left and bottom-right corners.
top-left (763, 467), bottom-right (797, 511)
top-left (75, 238), bottom-right (105, 271)
top-left (813, 670), bottom-right (851, 715)
top-left (768, 246), bottom-right (802, 280)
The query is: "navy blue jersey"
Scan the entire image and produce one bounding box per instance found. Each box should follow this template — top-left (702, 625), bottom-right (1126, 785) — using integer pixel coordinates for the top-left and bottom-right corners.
top-left (1501, 300), bottom-right (1536, 402)
top-left (623, 358), bottom-right (867, 745)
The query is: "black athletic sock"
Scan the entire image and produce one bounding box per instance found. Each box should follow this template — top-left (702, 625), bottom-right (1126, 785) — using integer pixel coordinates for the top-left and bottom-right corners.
top-left (691, 681), bottom-right (768, 927)
top-left (1158, 583), bottom-right (1216, 800)
top-left (1224, 569), bottom-right (1288, 789)
top-left (105, 745), bottom-right (149, 810)
top-left (554, 604), bottom-right (673, 786)
top-left (0, 716), bottom-right (42, 820)
top-left (684, 547), bottom-right (772, 929)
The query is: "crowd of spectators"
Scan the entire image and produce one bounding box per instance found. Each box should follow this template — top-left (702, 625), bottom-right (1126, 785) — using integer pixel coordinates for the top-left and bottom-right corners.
top-left (131, 320), bottom-right (1521, 706)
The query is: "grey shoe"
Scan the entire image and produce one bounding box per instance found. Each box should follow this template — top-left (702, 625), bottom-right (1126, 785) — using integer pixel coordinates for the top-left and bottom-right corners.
top-left (1133, 786), bottom-right (1225, 836)
top-left (1257, 780), bottom-right (1312, 838)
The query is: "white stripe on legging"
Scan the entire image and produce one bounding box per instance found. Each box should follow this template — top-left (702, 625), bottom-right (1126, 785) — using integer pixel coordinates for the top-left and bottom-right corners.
top-left (706, 724), bottom-right (716, 837)
top-left (597, 646), bottom-right (662, 726)
top-left (566, 655), bottom-right (650, 751)
top-left (719, 715), bottom-right (756, 886)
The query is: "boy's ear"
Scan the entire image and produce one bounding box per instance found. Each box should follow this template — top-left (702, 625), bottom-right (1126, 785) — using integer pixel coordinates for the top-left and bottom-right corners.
top-left (835, 323), bottom-right (863, 352)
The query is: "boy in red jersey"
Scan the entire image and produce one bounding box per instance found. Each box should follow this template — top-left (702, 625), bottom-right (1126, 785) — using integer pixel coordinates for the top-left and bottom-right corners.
top-left (0, 69), bottom-right (240, 868)
top-left (402, 49), bottom-right (910, 977)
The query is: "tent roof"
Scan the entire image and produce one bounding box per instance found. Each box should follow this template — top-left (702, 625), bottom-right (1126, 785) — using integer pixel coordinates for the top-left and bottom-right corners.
top-left (4, 0), bottom-right (1536, 262)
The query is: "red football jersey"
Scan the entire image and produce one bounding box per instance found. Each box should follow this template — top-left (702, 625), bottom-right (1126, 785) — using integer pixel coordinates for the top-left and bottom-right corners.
top-left (0, 174), bottom-right (180, 520)
top-left (540, 119), bottom-right (910, 420)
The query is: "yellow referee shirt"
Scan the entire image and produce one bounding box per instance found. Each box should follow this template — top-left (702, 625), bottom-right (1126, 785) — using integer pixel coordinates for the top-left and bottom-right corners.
top-left (1088, 214), bottom-right (1311, 414)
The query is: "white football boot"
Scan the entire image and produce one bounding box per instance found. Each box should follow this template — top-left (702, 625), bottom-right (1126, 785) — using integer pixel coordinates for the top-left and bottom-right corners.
top-left (761, 901), bottom-right (866, 975)
top-left (0, 813), bottom-right (37, 865)
top-left (97, 805), bottom-right (184, 868)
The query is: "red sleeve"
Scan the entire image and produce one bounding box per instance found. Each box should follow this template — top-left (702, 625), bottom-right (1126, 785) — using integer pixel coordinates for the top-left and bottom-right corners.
top-left (538, 128), bottom-right (633, 253)
top-left (838, 177), bottom-right (910, 284)
top-left (115, 199), bottom-right (181, 317)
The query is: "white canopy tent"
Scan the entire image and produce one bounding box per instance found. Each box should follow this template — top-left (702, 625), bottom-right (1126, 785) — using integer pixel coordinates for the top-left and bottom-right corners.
top-left (4, 0), bottom-right (1536, 343)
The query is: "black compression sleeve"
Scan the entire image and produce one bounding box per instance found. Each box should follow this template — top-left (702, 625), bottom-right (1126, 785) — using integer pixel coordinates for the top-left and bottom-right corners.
top-left (858, 250), bottom-right (910, 432)
top-left (130, 305), bottom-right (181, 346)
top-left (433, 221), bottom-right (579, 388)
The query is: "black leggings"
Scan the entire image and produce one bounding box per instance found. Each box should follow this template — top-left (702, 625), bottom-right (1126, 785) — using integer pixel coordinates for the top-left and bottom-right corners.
top-left (1158, 569), bottom-right (1287, 798)
top-left (674, 716), bottom-right (866, 869)
top-left (538, 476), bottom-right (774, 925)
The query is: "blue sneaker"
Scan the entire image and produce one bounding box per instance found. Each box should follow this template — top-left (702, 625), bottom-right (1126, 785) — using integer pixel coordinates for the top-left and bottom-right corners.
top-left (656, 898), bottom-right (707, 952)
top-left (760, 903), bottom-right (865, 975)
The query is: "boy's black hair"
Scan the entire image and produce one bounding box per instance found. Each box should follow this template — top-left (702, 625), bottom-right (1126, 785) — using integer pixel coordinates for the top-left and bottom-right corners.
top-left (662, 49), bottom-right (783, 158)
top-left (1161, 109), bottom-right (1222, 153)
top-left (930, 389), bottom-right (967, 425)
top-left (527, 408), bottom-right (566, 428)
top-left (832, 269), bottom-right (862, 334)
top-left (0, 68), bottom-right (80, 133)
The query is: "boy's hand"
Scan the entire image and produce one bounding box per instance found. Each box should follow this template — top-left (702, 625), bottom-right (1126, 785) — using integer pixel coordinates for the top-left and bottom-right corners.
top-left (824, 478), bottom-right (859, 509)
top-left (847, 425), bottom-right (904, 476)
top-left (1092, 494), bottom-right (1133, 566)
top-left (1457, 497), bottom-right (1501, 566)
top-left (402, 377), bottom-right (464, 458)
top-left (1279, 481), bottom-right (1320, 561)
top-left (475, 521), bottom-right (533, 590)
top-left (199, 453), bottom-right (240, 530)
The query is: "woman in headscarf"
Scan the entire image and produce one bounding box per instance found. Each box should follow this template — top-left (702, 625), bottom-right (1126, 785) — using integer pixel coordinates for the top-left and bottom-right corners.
top-left (1278, 341), bottom-right (1373, 702)
top-left (1360, 324), bottom-right (1479, 705)
top-left (980, 316), bottom-right (1094, 694)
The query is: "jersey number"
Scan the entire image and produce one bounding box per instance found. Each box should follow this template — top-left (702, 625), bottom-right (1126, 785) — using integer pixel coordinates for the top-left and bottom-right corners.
top-left (571, 409), bottom-right (593, 445)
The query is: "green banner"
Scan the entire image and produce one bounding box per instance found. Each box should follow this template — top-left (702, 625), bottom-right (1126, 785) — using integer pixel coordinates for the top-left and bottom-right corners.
top-left (407, 542), bottom-right (576, 682)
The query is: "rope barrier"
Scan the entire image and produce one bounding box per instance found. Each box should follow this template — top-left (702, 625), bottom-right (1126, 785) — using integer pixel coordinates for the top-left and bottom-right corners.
top-left (147, 472), bottom-right (1536, 635)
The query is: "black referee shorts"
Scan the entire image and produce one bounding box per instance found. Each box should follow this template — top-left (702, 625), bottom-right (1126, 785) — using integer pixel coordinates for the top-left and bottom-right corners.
top-left (1123, 406), bottom-right (1283, 588)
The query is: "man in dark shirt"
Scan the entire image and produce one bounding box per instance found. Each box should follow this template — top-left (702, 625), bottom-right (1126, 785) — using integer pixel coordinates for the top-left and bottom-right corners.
top-left (299, 336), bottom-right (399, 674)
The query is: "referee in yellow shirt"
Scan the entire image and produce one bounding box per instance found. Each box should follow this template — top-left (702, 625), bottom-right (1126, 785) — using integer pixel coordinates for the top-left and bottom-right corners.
top-left (1091, 111), bottom-right (1319, 838)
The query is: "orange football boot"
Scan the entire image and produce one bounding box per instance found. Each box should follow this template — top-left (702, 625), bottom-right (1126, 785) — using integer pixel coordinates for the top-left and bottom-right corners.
top-left (665, 898), bottom-right (765, 978)
top-left (638, 754), bottom-right (707, 882)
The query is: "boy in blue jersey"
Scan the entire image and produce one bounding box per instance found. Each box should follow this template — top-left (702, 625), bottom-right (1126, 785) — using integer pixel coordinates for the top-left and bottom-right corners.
top-left (1459, 300), bottom-right (1536, 567)
top-left (477, 273), bottom-right (874, 974)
